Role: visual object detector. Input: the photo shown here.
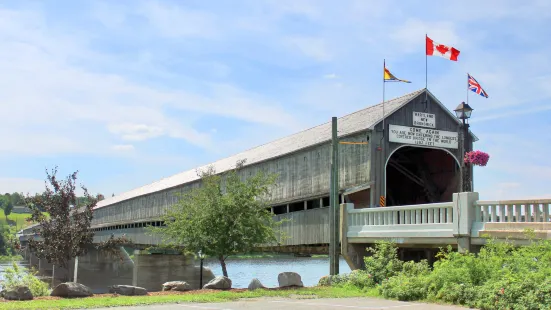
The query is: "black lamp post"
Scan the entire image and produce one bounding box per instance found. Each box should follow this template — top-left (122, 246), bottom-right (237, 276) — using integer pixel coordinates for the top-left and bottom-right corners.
top-left (454, 102), bottom-right (474, 192)
top-left (198, 250), bottom-right (205, 289)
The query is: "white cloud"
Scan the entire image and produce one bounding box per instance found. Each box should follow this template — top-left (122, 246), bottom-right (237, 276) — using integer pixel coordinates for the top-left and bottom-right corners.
top-left (111, 144), bottom-right (135, 152)
top-left (323, 73), bottom-right (339, 79)
top-left (137, 1), bottom-right (218, 38)
top-left (285, 36), bottom-right (332, 61)
top-left (0, 178), bottom-right (47, 196)
top-left (108, 123), bottom-right (164, 141)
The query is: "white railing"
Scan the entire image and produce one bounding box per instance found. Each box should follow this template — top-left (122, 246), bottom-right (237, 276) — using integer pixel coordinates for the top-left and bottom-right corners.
top-left (348, 202), bottom-right (454, 226)
top-left (346, 202), bottom-right (456, 239)
top-left (476, 199), bottom-right (551, 223)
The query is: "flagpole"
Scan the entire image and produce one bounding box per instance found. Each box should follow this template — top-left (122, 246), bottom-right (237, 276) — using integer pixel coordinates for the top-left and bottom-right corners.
top-left (424, 34), bottom-right (429, 111)
top-left (425, 34), bottom-right (428, 90)
top-left (466, 73), bottom-right (469, 104)
top-left (382, 59), bottom-right (386, 140)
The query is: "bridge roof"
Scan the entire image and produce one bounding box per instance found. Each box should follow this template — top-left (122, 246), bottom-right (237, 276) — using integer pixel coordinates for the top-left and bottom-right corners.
top-left (95, 88), bottom-right (431, 209)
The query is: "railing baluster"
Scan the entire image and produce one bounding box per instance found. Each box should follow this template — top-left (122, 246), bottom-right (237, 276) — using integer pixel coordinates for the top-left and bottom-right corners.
top-left (411, 210), bottom-right (416, 224)
top-left (535, 203), bottom-right (542, 222)
top-left (545, 204), bottom-right (551, 222)
top-left (446, 207), bottom-right (452, 223)
top-left (439, 208), bottom-right (445, 223)
top-left (499, 205), bottom-right (505, 222)
top-left (515, 204), bottom-right (521, 223)
top-left (393, 211), bottom-right (398, 225)
top-left (400, 210), bottom-right (405, 225)
top-left (507, 204), bottom-right (514, 222)
top-left (475, 204), bottom-right (482, 222)
top-left (428, 208), bottom-right (434, 223)
top-left (491, 205), bottom-right (497, 222)
top-left (524, 204), bottom-right (530, 222)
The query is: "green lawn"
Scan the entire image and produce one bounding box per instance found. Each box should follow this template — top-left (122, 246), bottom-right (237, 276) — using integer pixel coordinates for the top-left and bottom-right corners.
top-left (0, 212), bottom-right (48, 230)
top-left (0, 287), bottom-right (378, 310)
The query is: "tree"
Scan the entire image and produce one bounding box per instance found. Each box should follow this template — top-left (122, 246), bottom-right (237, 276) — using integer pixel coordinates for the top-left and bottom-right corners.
top-left (3, 202), bottom-right (13, 220)
top-left (150, 160), bottom-right (283, 277)
top-left (10, 192), bottom-right (24, 206)
top-left (0, 195), bottom-right (9, 210)
top-left (25, 167), bottom-right (132, 284)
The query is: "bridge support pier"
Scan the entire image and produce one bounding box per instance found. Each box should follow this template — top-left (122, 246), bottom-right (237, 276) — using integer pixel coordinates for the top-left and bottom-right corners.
top-left (340, 203), bottom-right (367, 270)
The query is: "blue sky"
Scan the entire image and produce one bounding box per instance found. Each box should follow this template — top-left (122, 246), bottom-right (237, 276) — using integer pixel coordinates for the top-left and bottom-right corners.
top-left (0, 0), bottom-right (550, 200)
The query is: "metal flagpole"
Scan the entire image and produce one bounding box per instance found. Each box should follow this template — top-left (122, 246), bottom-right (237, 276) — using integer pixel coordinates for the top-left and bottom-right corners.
top-left (382, 59), bottom-right (386, 139)
top-left (466, 73), bottom-right (469, 104)
top-left (425, 34), bottom-right (428, 89)
top-left (424, 34), bottom-right (429, 111)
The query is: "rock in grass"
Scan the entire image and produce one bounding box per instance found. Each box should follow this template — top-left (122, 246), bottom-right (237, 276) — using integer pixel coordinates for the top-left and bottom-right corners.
top-left (278, 272), bottom-right (304, 288)
top-left (248, 278), bottom-right (266, 290)
top-left (109, 285), bottom-right (148, 296)
top-left (1, 286), bottom-right (33, 300)
top-left (162, 281), bottom-right (191, 292)
top-left (203, 276), bottom-right (232, 290)
top-left (51, 282), bottom-right (93, 298)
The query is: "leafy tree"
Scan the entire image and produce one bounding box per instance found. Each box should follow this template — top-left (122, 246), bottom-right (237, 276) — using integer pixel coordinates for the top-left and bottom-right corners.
top-left (0, 195), bottom-right (9, 210)
top-left (10, 192), bottom-right (24, 205)
top-left (25, 167), bottom-right (131, 284)
top-left (150, 160), bottom-right (284, 277)
top-left (3, 202), bottom-right (13, 220)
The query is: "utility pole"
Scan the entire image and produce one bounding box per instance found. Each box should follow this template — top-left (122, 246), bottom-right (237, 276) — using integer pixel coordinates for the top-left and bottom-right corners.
top-left (329, 117), bottom-right (339, 275)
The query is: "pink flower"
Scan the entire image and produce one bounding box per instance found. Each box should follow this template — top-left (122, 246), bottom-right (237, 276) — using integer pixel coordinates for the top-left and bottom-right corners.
top-left (464, 150), bottom-right (490, 166)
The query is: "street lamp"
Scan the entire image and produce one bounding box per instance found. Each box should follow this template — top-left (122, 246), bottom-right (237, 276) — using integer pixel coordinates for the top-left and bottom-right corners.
top-left (454, 102), bottom-right (474, 192)
top-left (198, 250), bottom-right (205, 289)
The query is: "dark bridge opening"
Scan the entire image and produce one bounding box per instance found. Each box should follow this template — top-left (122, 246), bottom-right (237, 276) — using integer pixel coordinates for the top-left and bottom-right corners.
top-left (386, 146), bottom-right (459, 207)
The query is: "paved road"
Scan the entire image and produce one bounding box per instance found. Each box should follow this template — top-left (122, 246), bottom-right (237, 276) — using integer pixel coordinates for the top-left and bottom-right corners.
top-left (96, 297), bottom-right (471, 310)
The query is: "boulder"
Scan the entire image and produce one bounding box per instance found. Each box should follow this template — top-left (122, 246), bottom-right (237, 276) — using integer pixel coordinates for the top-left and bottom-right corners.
top-left (109, 285), bottom-right (148, 296)
top-left (247, 278), bottom-right (266, 291)
top-left (1, 286), bottom-right (33, 300)
top-left (203, 276), bottom-right (232, 290)
top-left (51, 282), bottom-right (93, 298)
top-left (162, 281), bottom-right (191, 292)
top-left (278, 272), bottom-right (304, 288)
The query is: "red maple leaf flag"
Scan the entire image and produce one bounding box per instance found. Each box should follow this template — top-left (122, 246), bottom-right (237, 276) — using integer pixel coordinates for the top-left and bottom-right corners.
top-left (426, 35), bottom-right (460, 61)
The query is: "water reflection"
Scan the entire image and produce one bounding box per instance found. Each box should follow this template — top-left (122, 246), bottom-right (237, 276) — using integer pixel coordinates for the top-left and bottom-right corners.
top-left (203, 256), bottom-right (351, 288)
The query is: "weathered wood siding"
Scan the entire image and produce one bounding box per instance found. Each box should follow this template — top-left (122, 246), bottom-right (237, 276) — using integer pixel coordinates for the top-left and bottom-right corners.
top-left (273, 208), bottom-right (329, 245)
top-left (93, 208), bottom-right (330, 246)
top-left (370, 92), bottom-right (473, 204)
top-left (92, 131), bottom-right (369, 226)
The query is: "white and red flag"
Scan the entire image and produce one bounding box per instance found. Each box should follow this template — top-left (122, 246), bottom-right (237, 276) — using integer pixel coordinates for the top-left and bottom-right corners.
top-left (426, 35), bottom-right (460, 61)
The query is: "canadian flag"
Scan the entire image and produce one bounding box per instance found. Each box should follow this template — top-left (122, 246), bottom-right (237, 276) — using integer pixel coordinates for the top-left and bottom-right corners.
top-left (426, 36), bottom-right (460, 61)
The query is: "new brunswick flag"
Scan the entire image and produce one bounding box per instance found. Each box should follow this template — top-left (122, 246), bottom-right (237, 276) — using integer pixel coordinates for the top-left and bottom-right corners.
top-left (384, 63), bottom-right (411, 83)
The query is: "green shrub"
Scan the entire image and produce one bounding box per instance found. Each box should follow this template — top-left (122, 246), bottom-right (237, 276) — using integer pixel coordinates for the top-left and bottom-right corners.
top-left (380, 273), bottom-right (429, 301)
top-left (363, 241), bottom-right (403, 284)
top-left (2, 261), bottom-right (50, 297)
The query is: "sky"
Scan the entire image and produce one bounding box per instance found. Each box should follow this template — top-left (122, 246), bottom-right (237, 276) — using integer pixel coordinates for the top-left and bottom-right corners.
top-left (0, 0), bottom-right (550, 201)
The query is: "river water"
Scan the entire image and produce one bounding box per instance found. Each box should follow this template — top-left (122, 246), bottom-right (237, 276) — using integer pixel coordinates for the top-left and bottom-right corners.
top-left (1, 257), bottom-right (351, 290)
top-left (203, 256), bottom-right (351, 288)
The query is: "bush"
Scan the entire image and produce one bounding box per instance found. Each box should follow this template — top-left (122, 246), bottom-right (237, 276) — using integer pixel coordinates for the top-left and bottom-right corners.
top-left (363, 241), bottom-right (403, 284)
top-left (2, 261), bottom-right (50, 297)
top-left (334, 236), bottom-right (551, 309)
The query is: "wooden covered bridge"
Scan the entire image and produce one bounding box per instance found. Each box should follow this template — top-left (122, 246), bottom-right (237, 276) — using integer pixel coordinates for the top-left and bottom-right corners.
top-left (19, 88), bottom-right (551, 266)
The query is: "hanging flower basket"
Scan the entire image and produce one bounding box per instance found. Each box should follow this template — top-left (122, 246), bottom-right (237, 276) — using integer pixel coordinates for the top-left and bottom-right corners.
top-left (464, 150), bottom-right (490, 166)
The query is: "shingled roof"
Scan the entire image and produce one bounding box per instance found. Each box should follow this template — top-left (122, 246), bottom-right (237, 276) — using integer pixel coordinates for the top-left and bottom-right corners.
top-left (95, 88), bottom-right (428, 209)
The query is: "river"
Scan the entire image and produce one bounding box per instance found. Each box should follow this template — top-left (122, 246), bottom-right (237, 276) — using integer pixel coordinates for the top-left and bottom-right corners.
top-left (203, 256), bottom-right (351, 288)
top-left (1, 257), bottom-right (351, 290)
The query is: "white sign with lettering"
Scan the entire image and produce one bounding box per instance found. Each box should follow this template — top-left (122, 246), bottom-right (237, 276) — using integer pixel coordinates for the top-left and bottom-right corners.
top-left (389, 124), bottom-right (458, 149)
top-left (413, 112), bottom-right (435, 128)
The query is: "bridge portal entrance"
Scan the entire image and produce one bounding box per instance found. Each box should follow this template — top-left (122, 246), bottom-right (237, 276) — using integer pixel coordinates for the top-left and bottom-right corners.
top-left (385, 146), bottom-right (460, 207)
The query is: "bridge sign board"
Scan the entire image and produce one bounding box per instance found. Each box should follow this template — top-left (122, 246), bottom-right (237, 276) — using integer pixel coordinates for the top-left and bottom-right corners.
top-left (389, 124), bottom-right (458, 149)
top-left (413, 112), bottom-right (435, 128)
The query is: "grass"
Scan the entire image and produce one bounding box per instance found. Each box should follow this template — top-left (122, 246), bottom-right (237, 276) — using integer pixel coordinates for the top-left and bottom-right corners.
top-left (0, 255), bottom-right (23, 262)
top-left (0, 212), bottom-right (49, 230)
top-left (0, 286), bottom-right (378, 310)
